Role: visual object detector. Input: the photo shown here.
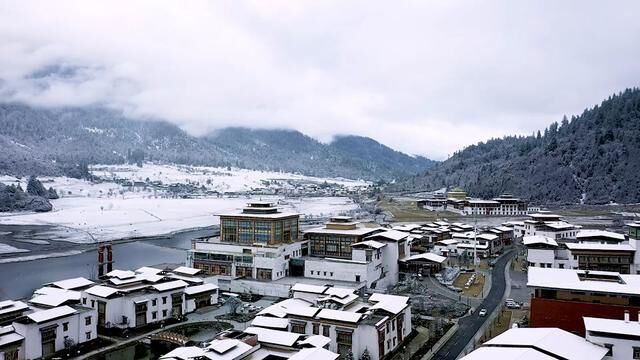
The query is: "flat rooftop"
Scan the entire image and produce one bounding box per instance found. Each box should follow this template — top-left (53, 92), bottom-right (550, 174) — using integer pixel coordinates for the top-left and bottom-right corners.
top-left (527, 268), bottom-right (640, 296)
top-left (565, 243), bottom-right (635, 252)
top-left (303, 225), bottom-right (382, 236)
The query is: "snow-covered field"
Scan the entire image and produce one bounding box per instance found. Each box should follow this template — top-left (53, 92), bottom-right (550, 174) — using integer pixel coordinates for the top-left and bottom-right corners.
top-left (91, 163), bottom-right (370, 193)
top-left (0, 164), bottom-right (362, 245)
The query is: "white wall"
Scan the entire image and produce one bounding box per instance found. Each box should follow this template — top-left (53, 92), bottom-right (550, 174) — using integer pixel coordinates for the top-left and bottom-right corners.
top-left (586, 331), bottom-right (640, 360)
top-left (13, 309), bottom-right (96, 360)
top-left (527, 249), bottom-right (556, 268)
top-left (82, 288), bottom-right (185, 329)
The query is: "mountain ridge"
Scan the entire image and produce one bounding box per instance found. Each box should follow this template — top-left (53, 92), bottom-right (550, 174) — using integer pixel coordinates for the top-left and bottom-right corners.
top-left (392, 88), bottom-right (640, 204)
top-left (0, 103), bottom-right (435, 181)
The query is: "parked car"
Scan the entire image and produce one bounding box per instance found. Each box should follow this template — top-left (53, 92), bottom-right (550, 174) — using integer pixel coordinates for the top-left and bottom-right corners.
top-left (506, 302), bottom-right (522, 309)
top-left (479, 309), bottom-right (487, 317)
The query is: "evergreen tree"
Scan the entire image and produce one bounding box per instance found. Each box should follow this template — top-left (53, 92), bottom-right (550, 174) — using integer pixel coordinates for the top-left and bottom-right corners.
top-left (27, 175), bottom-right (47, 197)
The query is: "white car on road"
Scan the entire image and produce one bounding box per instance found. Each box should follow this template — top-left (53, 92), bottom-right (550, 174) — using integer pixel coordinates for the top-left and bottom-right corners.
top-left (478, 309), bottom-right (487, 317)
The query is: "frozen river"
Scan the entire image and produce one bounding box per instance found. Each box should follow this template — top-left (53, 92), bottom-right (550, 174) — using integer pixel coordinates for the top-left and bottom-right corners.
top-left (0, 226), bottom-right (214, 299)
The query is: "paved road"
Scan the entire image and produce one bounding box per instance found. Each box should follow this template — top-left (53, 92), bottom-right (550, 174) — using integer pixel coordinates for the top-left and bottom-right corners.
top-left (431, 250), bottom-right (515, 360)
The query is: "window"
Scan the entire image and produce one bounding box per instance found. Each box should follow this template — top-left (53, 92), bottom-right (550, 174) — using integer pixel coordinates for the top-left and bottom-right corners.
top-left (633, 346), bottom-right (640, 359)
top-left (291, 322), bottom-right (306, 334)
top-left (336, 330), bottom-right (353, 357)
top-left (323, 325), bottom-right (330, 337)
top-left (152, 299), bottom-right (157, 306)
top-left (82, 298), bottom-right (87, 305)
top-left (63, 322), bottom-right (69, 331)
top-left (604, 344), bottom-right (613, 356)
top-left (162, 297), bottom-right (167, 304)
top-left (91, 300), bottom-right (95, 308)
top-left (152, 311), bottom-right (157, 320)
top-left (387, 339), bottom-right (391, 349)
top-left (163, 310), bottom-right (168, 317)
top-left (386, 324), bottom-right (389, 334)
top-left (312, 323), bottom-right (319, 335)
top-left (85, 316), bottom-right (92, 325)
top-left (330, 272), bottom-right (334, 277)
top-left (392, 320), bottom-right (395, 330)
top-left (86, 331), bottom-right (92, 340)
top-left (393, 337), bottom-right (396, 347)
top-left (355, 275), bottom-right (361, 282)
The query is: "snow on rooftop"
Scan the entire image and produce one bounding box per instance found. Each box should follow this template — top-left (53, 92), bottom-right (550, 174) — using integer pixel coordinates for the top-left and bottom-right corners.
top-left (173, 266), bottom-right (201, 276)
top-left (0, 300), bottom-right (28, 315)
top-left (544, 222), bottom-right (578, 230)
top-left (136, 266), bottom-right (164, 275)
top-left (437, 239), bottom-right (458, 245)
top-left (244, 326), bottom-right (303, 346)
top-left (402, 252), bottom-right (447, 264)
top-left (27, 305), bottom-right (76, 323)
top-left (369, 293), bottom-right (409, 315)
top-left (523, 236), bottom-right (558, 247)
top-left (323, 287), bottom-right (356, 299)
top-left (251, 316), bottom-right (289, 329)
top-left (366, 229), bottom-right (408, 242)
top-left (298, 335), bottom-right (331, 348)
top-left (51, 277), bottom-right (94, 290)
top-left (169, 274), bottom-right (204, 284)
top-left (160, 346), bottom-right (206, 359)
top-left (477, 233), bottom-right (498, 241)
top-left (30, 287), bottom-right (80, 307)
top-left (494, 226), bottom-right (514, 232)
top-left (258, 298), bottom-right (316, 318)
top-left (291, 283), bottom-right (328, 294)
top-left (0, 331), bottom-right (24, 348)
top-left (303, 225), bottom-right (381, 236)
top-left (288, 347), bottom-right (339, 360)
top-left (351, 240), bottom-right (386, 249)
top-left (576, 230), bottom-right (626, 241)
top-left (565, 243), bottom-right (635, 251)
top-left (484, 328), bottom-right (607, 360)
top-left (85, 285), bottom-right (120, 298)
top-left (584, 316), bottom-right (640, 337)
top-left (460, 347), bottom-right (557, 360)
top-left (184, 283), bottom-right (218, 296)
top-left (106, 269), bottom-right (136, 279)
top-left (317, 309), bottom-right (362, 323)
top-left (528, 268), bottom-right (640, 296)
top-left (152, 280), bottom-right (188, 292)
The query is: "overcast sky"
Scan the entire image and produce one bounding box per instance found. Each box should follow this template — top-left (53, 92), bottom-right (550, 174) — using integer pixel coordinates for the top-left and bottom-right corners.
top-left (1, 1), bottom-right (640, 160)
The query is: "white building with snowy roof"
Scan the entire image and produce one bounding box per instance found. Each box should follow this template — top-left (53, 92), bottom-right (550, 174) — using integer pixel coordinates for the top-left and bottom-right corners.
top-left (460, 327), bottom-right (607, 360)
top-left (80, 267), bottom-right (218, 332)
top-left (584, 314), bottom-right (640, 360)
top-left (255, 283), bottom-right (411, 359)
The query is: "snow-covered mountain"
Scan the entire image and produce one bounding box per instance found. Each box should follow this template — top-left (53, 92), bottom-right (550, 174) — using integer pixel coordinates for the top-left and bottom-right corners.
top-left (0, 103), bottom-right (435, 180)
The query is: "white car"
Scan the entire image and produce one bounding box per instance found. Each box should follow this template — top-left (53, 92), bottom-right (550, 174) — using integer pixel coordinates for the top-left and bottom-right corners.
top-left (479, 309), bottom-right (487, 317)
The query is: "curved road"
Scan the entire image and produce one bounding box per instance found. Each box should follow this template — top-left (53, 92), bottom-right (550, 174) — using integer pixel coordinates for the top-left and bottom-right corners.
top-left (432, 249), bottom-right (515, 360)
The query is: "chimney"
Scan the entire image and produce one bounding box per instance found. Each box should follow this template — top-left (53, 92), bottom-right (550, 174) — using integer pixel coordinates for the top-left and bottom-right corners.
top-left (624, 310), bottom-right (630, 323)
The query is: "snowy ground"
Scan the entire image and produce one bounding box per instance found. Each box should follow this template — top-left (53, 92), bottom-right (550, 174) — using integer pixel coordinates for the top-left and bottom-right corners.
top-left (90, 163), bottom-right (370, 193)
top-left (1, 164), bottom-right (362, 245)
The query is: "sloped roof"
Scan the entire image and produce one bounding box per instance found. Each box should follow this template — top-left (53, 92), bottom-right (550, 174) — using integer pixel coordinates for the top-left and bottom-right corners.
top-left (51, 277), bottom-right (94, 290)
top-left (523, 236), bottom-right (558, 247)
top-left (244, 326), bottom-right (303, 346)
top-left (27, 306), bottom-right (76, 323)
top-left (366, 229), bottom-right (408, 242)
top-left (484, 327), bottom-right (607, 360)
top-left (401, 252), bottom-right (447, 264)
